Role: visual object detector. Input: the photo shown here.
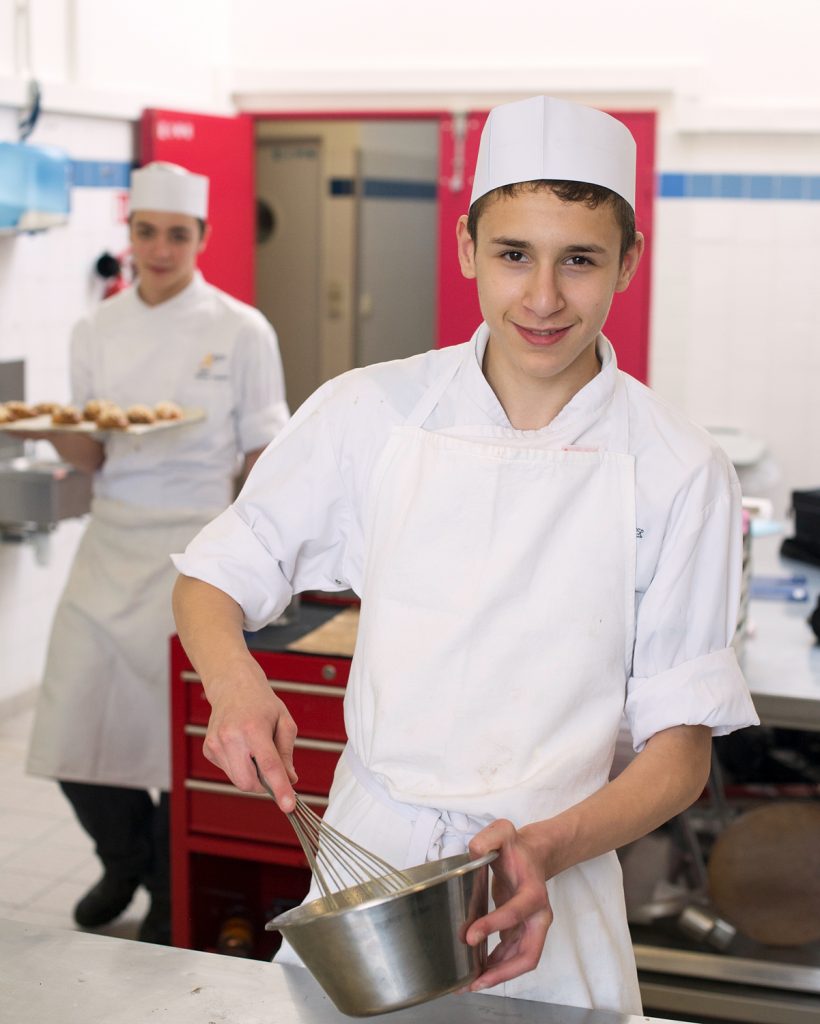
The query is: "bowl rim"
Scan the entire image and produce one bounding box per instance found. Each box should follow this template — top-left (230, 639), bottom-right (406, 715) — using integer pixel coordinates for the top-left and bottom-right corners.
top-left (267, 850), bottom-right (497, 931)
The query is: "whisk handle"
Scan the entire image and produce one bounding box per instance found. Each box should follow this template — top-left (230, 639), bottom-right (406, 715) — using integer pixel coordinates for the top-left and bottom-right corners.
top-left (251, 756), bottom-right (278, 802)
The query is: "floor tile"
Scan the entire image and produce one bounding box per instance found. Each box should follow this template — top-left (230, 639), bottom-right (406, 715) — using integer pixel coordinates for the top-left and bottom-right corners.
top-left (0, 809), bottom-right (62, 843)
top-left (0, 837), bottom-right (18, 863)
top-left (1, 842), bottom-right (93, 880)
top-left (0, 776), bottom-right (69, 815)
top-left (0, 704), bottom-right (154, 950)
top-left (39, 817), bottom-right (96, 852)
top-left (0, 869), bottom-right (54, 908)
top-left (4, 905), bottom-right (77, 931)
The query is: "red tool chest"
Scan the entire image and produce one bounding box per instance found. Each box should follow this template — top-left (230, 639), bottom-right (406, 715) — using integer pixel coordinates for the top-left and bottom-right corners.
top-left (169, 602), bottom-right (355, 959)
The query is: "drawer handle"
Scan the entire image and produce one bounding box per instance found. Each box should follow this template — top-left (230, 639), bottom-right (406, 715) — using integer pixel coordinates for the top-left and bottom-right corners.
top-left (184, 724), bottom-right (344, 754)
top-left (184, 778), bottom-right (329, 807)
top-left (182, 670), bottom-right (344, 699)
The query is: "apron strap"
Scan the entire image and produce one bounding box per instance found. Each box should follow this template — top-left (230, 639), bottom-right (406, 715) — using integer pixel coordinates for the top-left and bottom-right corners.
top-left (609, 373), bottom-right (630, 454)
top-left (342, 746), bottom-right (489, 867)
top-left (405, 349), bottom-right (466, 429)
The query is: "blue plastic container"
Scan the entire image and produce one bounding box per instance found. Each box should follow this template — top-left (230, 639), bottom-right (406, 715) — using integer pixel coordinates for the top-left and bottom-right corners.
top-left (0, 142), bottom-right (71, 232)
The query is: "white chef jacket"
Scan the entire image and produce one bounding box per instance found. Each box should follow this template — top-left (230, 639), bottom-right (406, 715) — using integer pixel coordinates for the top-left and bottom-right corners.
top-left (71, 270), bottom-right (289, 512)
top-left (25, 271), bottom-right (290, 790)
top-left (174, 325), bottom-right (758, 750)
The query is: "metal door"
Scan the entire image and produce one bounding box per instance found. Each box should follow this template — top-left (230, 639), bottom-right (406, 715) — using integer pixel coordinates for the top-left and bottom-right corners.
top-left (255, 139), bottom-right (322, 412)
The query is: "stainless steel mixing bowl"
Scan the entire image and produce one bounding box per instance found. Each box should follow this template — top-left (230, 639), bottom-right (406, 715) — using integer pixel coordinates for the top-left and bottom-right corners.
top-left (267, 851), bottom-right (496, 1017)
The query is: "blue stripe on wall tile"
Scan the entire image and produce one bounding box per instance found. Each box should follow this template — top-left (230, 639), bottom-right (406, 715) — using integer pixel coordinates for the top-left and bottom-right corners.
top-left (69, 160), bottom-right (132, 189)
top-left (749, 176), bottom-right (774, 200)
top-left (659, 172), bottom-right (685, 197)
top-left (718, 174), bottom-right (745, 199)
top-left (690, 174), bottom-right (716, 198)
top-left (776, 175), bottom-right (804, 200)
top-left (363, 179), bottom-right (436, 200)
top-left (659, 172), bottom-right (820, 201)
top-left (330, 178), bottom-right (354, 196)
top-left (68, 162), bottom-right (820, 203)
top-left (330, 177), bottom-right (436, 200)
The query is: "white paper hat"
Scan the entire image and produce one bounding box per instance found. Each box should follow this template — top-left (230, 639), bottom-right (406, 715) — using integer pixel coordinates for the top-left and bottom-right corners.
top-left (470, 96), bottom-right (636, 210)
top-left (129, 162), bottom-right (209, 219)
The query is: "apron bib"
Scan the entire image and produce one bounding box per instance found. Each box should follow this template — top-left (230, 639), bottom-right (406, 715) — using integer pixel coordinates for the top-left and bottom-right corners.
top-left (280, 355), bottom-right (643, 1013)
top-left (346, 358), bottom-right (636, 826)
top-left (26, 498), bottom-right (215, 790)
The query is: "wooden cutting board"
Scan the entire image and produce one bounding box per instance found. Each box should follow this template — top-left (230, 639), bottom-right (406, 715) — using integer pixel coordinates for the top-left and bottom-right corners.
top-left (707, 802), bottom-right (820, 946)
top-left (286, 606), bottom-right (359, 658)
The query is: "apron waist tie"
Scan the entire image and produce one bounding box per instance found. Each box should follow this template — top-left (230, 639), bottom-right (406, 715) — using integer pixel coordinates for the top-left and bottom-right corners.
top-left (342, 746), bottom-right (491, 867)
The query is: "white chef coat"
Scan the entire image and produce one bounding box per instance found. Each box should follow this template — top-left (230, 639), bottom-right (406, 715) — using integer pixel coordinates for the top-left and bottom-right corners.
top-left (71, 270), bottom-right (289, 511)
top-left (175, 324), bottom-right (757, 752)
top-left (174, 323), bottom-right (759, 1013)
top-left (27, 272), bottom-right (289, 790)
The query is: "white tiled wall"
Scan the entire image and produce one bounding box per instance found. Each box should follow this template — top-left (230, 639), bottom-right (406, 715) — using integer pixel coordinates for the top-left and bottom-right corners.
top-left (0, 108), bottom-right (131, 706)
top-left (650, 197), bottom-right (820, 518)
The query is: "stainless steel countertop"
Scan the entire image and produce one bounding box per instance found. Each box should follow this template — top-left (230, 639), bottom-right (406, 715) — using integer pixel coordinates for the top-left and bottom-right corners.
top-left (742, 535), bottom-right (820, 730)
top-left (0, 918), bottom-right (693, 1024)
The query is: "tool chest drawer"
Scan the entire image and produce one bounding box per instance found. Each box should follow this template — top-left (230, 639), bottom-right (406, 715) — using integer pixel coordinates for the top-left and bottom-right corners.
top-left (170, 601), bottom-right (356, 955)
top-left (185, 780), bottom-right (328, 846)
top-left (184, 726), bottom-right (345, 794)
top-left (183, 673), bottom-right (347, 740)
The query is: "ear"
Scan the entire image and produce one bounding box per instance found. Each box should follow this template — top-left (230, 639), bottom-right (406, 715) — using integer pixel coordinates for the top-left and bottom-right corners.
top-left (456, 215), bottom-right (477, 280)
top-left (615, 231), bottom-right (645, 293)
top-left (197, 222), bottom-right (212, 256)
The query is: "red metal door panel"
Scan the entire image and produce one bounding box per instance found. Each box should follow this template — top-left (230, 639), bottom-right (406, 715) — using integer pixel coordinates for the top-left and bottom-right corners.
top-left (436, 109), bottom-right (656, 384)
top-left (139, 109), bottom-right (255, 305)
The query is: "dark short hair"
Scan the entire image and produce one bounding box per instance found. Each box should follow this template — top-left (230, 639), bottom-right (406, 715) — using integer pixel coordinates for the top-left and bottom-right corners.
top-left (466, 180), bottom-right (636, 264)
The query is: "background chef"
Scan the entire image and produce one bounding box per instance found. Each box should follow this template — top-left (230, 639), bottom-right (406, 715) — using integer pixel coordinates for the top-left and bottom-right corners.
top-left (25, 162), bottom-right (289, 944)
top-left (170, 97), bottom-right (758, 1013)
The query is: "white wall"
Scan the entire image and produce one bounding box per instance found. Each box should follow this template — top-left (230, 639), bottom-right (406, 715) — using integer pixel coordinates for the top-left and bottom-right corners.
top-left (0, 106), bottom-right (130, 706)
top-left (1, 0), bottom-right (819, 705)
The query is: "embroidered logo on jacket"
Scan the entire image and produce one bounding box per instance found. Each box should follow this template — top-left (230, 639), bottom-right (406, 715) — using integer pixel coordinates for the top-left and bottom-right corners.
top-left (195, 352), bottom-right (229, 381)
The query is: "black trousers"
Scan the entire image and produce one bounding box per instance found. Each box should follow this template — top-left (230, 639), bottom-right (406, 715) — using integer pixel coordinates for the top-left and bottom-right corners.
top-left (59, 781), bottom-right (169, 902)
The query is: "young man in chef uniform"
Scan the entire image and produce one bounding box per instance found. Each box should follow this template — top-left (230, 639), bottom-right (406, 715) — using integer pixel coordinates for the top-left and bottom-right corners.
top-left (26, 163), bottom-right (289, 945)
top-left (171, 98), bottom-right (758, 1012)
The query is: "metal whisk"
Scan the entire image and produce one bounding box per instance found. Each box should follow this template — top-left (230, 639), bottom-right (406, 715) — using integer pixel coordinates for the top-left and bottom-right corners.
top-left (253, 758), bottom-right (413, 908)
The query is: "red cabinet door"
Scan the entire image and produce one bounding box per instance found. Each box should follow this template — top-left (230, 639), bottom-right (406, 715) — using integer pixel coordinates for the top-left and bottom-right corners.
top-left (139, 109), bottom-right (256, 305)
top-left (436, 110), bottom-right (656, 383)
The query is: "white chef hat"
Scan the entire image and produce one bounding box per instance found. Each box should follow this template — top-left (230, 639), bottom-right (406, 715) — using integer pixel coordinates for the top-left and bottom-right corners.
top-left (129, 162), bottom-right (209, 219)
top-left (470, 96), bottom-right (637, 210)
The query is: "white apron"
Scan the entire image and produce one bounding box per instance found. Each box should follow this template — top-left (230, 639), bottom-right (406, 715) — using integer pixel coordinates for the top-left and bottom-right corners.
top-left (26, 497), bottom-right (215, 790)
top-left (279, 358), bottom-right (641, 1014)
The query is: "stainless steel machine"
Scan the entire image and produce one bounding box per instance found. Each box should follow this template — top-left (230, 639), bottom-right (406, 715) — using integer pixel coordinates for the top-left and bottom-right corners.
top-left (0, 359), bottom-right (92, 558)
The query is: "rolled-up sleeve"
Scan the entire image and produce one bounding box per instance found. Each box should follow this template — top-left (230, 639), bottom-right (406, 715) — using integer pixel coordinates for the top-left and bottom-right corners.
top-left (231, 315), bottom-right (290, 453)
top-left (626, 457), bottom-right (759, 750)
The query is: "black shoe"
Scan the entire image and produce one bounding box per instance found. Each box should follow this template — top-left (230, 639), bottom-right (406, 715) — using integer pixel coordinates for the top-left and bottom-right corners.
top-left (74, 873), bottom-right (141, 928)
top-left (138, 896), bottom-right (171, 945)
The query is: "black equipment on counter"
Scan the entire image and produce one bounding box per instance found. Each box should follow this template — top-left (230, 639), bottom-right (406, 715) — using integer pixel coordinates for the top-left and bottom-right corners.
top-left (781, 488), bottom-right (820, 568)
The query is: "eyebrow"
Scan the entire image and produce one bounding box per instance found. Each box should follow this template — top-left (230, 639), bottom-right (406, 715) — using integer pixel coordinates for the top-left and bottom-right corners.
top-left (489, 236), bottom-right (608, 255)
top-left (489, 236), bottom-right (533, 249)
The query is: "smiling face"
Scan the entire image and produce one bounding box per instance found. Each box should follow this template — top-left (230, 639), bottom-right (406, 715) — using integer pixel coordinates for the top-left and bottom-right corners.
top-left (129, 210), bottom-right (209, 306)
top-left (457, 185), bottom-right (643, 427)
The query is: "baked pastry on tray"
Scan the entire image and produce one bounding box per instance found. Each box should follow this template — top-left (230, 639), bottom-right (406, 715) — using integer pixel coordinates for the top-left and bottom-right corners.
top-left (154, 400), bottom-right (183, 420)
top-left (51, 405), bottom-right (83, 425)
top-left (96, 404), bottom-right (129, 430)
top-left (126, 403), bottom-right (156, 424)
